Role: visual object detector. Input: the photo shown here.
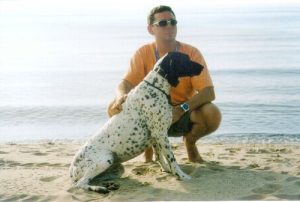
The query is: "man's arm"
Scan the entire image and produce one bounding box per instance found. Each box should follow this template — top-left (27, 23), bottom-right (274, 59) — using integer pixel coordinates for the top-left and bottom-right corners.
top-left (107, 80), bottom-right (134, 117)
top-left (172, 86), bottom-right (215, 123)
top-left (116, 79), bottom-right (134, 98)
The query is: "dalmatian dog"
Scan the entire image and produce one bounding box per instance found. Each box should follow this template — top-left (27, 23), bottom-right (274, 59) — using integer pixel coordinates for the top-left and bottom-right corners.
top-left (69, 52), bottom-right (203, 193)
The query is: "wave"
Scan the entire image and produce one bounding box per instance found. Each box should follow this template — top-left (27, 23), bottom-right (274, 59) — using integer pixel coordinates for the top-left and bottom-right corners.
top-left (211, 68), bottom-right (300, 76)
top-left (0, 105), bottom-right (108, 126)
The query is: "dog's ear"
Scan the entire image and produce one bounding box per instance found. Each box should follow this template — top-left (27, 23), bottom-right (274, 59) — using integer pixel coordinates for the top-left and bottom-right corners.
top-left (159, 53), bottom-right (180, 86)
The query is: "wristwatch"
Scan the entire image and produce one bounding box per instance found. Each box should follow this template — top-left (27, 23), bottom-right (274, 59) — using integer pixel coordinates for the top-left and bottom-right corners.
top-left (180, 103), bottom-right (190, 113)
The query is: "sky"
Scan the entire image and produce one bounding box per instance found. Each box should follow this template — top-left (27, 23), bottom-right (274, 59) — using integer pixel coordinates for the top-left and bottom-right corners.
top-left (1, 0), bottom-right (299, 16)
top-left (0, 0), bottom-right (299, 72)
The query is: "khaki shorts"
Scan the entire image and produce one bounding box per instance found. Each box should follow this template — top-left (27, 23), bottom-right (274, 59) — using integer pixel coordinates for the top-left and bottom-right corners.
top-left (168, 111), bottom-right (193, 137)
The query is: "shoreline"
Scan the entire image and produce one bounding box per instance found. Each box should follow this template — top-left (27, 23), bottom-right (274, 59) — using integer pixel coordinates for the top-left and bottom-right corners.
top-left (2, 132), bottom-right (300, 145)
top-left (0, 142), bottom-right (300, 201)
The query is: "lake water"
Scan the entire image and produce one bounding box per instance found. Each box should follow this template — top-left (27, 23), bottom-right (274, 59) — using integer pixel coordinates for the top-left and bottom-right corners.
top-left (0, 2), bottom-right (299, 143)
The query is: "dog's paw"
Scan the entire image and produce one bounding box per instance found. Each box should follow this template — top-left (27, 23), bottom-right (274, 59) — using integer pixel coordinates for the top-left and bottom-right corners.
top-left (102, 182), bottom-right (120, 191)
top-left (178, 173), bottom-right (192, 181)
top-left (88, 185), bottom-right (110, 194)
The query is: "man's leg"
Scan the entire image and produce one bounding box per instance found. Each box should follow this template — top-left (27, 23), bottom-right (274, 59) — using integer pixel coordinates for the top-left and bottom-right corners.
top-left (184, 103), bottom-right (222, 162)
top-left (144, 147), bottom-right (154, 163)
top-left (145, 103), bottom-right (221, 163)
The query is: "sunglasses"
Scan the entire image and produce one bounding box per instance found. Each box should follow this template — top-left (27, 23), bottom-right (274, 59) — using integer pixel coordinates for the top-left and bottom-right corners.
top-left (152, 19), bottom-right (177, 27)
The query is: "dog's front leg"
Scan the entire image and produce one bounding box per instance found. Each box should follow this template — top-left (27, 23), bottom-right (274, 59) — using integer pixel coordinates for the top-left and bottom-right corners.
top-left (154, 133), bottom-right (191, 181)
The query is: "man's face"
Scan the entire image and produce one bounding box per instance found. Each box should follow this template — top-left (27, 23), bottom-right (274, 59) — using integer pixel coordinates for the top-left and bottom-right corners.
top-left (149, 11), bottom-right (177, 42)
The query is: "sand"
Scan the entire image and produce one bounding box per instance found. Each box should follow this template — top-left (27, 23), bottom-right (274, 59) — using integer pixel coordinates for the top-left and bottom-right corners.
top-left (0, 142), bottom-right (300, 201)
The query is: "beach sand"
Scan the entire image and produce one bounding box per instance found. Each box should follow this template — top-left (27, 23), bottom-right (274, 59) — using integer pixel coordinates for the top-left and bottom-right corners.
top-left (0, 142), bottom-right (300, 201)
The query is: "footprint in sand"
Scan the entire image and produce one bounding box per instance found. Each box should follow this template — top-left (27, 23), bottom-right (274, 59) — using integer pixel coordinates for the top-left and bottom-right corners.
top-left (217, 154), bottom-right (230, 160)
top-left (225, 148), bottom-right (241, 154)
top-left (294, 181), bottom-right (300, 187)
top-left (37, 163), bottom-right (65, 167)
top-left (1, 159), bottom-right (22, 167)
top-left (263, 175), bottom-right (277, 181)
top-left (131, 166), bottom-right (148, 176)
top-left (205, 162), bottom-right (224, 172)
top-left (247, 163), bottom-right (260, 169)
top-left (156, 175), bottom-right (170, 182)
top-left (0, 195), bottom-right (46, 201)
top-left (246, 148), bottom-right (271, 154)
top-left (238, 194), bottom-right (265, 200)
top-left (285, 176), bottom-right (300, 182)
top-left (252, 183), bottom-right (282, 194)
top-left (274, 194), bottom-right (300, 200)
top-left (132, 164), bottom-right (160, 176)
top-left (40, 176), bottom-right (60, 182)
top-left (23, 163), bottom-right (35, 167)
top-left (33, 152), bottom-right (49, 156)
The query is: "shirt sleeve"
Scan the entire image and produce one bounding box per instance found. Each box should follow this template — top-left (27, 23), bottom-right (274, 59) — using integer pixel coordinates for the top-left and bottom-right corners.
top-left (190, 48), bottom-right (213, 91)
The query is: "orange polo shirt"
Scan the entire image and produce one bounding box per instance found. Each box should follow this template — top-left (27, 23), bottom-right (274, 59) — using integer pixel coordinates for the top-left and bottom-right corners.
top-left (123, 42), bottom-right (213, 105)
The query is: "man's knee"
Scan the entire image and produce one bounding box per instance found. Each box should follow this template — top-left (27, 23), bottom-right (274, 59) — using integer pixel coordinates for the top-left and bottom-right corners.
top-left (190, 103), bottom-right (222, 133)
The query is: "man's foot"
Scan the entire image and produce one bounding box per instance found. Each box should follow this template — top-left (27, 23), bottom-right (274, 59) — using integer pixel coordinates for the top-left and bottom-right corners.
top-left (184, 140), bottom-right (204, 163)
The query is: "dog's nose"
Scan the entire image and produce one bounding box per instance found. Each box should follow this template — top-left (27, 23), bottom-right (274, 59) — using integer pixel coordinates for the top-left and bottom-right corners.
top-left (191, 61), bottom-right (204, 75)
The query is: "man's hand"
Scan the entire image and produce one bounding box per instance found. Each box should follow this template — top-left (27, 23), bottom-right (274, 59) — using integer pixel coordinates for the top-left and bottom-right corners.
top-left (108, 94), bottom-right (128, 117)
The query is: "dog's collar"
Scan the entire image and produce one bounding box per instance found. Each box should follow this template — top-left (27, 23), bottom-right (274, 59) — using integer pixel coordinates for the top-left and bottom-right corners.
top-left (144, 79), bottom-right (172, 106)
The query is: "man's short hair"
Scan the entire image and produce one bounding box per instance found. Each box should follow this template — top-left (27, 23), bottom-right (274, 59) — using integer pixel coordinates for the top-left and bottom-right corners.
top-left (147, 5), bottom-right (176, 25)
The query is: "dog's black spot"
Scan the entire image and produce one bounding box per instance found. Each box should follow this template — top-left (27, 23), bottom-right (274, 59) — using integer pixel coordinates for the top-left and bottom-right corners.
top-left (134, 127), bottom-right (138, 131)
top-left (74, 158), bottom-right (80, 164)
top-left (145, 95), bottom-right (150, 99)
top-left (107, 160), bottom-right (112, 165)
top-left (149, 91), bottom-right (157, 98)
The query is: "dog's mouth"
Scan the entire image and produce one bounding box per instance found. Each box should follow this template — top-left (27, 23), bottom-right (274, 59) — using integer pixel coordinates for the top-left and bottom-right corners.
top-left (189, 61), bottom-right (204, 76)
